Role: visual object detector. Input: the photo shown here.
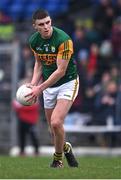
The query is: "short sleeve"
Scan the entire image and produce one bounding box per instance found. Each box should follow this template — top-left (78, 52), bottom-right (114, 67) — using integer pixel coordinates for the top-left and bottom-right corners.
top-left (57, 39), bottom-right (74, 60)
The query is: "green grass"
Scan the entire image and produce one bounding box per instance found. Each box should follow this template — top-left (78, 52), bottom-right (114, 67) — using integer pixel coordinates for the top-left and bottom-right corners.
top-left (0, 156), bottom-right (121, 179)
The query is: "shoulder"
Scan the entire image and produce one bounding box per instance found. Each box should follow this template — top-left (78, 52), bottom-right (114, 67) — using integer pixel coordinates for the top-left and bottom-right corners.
top-left (53, 27), bottom-right (73, 52)
top-left (28, 32), bottom-right (40, 49)
top-left (53, 26), bottom-right (72, 43)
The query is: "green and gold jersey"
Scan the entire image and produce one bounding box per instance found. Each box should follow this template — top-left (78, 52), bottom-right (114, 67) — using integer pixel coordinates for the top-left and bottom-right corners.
top-left (29, 26), bottom-right (77, 87)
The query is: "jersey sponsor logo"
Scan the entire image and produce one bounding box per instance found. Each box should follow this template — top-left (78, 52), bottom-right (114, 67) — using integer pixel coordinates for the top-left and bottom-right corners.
top-left (38, 53), bottom-right (57, 65)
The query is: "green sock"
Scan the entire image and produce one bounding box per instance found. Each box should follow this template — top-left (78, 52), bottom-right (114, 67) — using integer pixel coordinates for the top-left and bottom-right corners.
top-left (54, 152), bottom-right (63, 161)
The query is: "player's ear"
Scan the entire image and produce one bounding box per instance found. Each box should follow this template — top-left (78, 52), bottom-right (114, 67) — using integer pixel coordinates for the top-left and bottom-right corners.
top-left (33, 23), bottom-right (37, 30)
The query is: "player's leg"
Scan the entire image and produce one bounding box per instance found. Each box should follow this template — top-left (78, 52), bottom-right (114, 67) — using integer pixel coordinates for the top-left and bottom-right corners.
top-left (57, 77), bottom-right (79, 167)
top-left (45, 108), bottom-right (65, 168)
top-left (50, 99), bottom-right (73, 168)
top-left (43, 87), bottom-right (58, 144)
top-left (45, 108), bottom-right (55, 144)
top-left (43, 77), bottom-right (79, 167)
top-left (45, 109), bottom-right (54, 144)
top-left (51, 99), bottom-right (72, 152)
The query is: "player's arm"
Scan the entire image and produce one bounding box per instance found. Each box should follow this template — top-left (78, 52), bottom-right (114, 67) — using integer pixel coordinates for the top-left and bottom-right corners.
top-left (39, 58), bottom-right (68, 90)
top-left (39, 39), bottom-right (73, 90)
top-left (30, 52), bottom-right (42, 86)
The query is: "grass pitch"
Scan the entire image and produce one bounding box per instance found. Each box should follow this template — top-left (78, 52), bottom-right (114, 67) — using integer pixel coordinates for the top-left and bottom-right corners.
top-left (0, 156), bottom-right (121, 179)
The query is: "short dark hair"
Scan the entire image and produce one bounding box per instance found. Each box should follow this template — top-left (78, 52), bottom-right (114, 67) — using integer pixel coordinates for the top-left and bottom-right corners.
top-left (32, 9), bottom-right (49, 22)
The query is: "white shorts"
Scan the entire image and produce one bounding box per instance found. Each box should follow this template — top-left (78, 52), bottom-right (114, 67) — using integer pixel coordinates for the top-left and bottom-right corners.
top-left (43, 77), bottom-right (79, 109)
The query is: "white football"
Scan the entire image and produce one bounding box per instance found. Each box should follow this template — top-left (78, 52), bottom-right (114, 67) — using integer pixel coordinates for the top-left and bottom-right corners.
top-left (16, 84), bottom-right (35, 106)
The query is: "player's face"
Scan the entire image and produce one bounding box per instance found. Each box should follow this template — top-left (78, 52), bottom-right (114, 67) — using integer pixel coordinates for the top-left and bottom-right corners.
top-left (33, 16), bottom-right (52, 39)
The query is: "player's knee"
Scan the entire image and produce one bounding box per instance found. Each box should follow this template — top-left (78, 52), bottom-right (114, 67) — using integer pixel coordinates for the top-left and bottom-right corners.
top-left (51, 120), bottom-right (61, 130)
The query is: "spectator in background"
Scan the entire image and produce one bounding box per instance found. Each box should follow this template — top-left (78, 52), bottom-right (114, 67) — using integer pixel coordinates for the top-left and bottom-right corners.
top-left (95, 71), bottom-right (111, 93)
top-left (115, 0), bottom-right (121, 17)
top-left (0, 10), bottom-right (12, 24)
top-left (86, 71), bottom-right (111, 123)
top-left (87, 43), bottom-right (99, 77)
top-left (110, 65), bottom-right (120, 84)
top-left (0, 10), bottom-right (14, 41)
top-left (70, 31), bottom-right (89, 113)
top-left (57, 12), bottom-right (74, 37)
top-left (93, 0), bottom-right (116, 39)
top-left (94, 80), bottom-right (118, 125)
top-left (115, 84), bottom-right (121, 125)
top-left (76, 49), bottom-right (89, 112)
top-left (97, 40), bottom-right (113, 79)
top-left (82, 44), bottom-right (100, 113)
top-left (94, 80), bottom-right (119, 147)
top-left (73, 25), bottom-right (90, 61)
top-left (12, 99), bottom-right (40, 156)
top-left (111, 16), bottom-right (121, 62)
top-left (18, 44), bottom-right (34, 80)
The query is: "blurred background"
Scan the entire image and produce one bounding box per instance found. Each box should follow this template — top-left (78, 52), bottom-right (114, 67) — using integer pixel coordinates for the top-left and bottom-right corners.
top-left (1, 0), bottom-right (121, 156)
